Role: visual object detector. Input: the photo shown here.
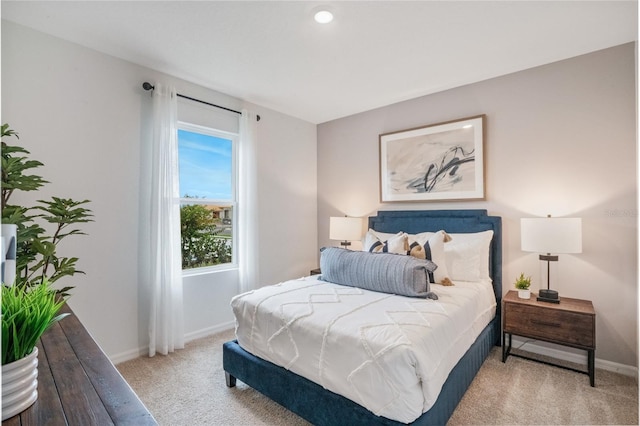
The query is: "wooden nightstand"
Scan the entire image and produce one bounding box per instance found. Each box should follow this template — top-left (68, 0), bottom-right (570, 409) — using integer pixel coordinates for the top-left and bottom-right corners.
top-left (502, 290), bottom-right (596, 386)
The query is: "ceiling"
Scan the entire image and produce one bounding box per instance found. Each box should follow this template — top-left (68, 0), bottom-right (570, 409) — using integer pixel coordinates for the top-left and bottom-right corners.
top-left (2, 1), bottom-right (637, 124)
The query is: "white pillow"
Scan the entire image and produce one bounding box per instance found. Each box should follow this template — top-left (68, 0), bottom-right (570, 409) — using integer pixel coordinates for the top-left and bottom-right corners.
top-left (408, 231), bottom-right (453, 285)
top-left (364, 229), bottom-right (398, 243)
top-left (362, 230), bottom-right (408, 254)
top-left (444, 230), bottom-right (493, 282)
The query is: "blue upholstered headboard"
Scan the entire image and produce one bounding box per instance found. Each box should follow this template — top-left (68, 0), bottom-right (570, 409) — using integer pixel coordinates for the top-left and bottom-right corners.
top-left (368, 209), bottom-right (502, 305)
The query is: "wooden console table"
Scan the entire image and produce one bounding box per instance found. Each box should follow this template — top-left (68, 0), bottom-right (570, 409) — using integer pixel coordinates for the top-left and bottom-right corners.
top-left (2, 303), bottom-right (156, 425)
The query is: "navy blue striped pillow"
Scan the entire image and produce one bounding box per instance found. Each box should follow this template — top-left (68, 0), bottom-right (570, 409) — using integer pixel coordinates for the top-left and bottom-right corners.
top-left (319, 247), bottom-right (438, 299)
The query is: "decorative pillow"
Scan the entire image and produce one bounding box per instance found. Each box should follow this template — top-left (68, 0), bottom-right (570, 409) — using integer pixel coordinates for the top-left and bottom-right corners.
top-left (319, 247), bottom-right (438, 299)
top-left (369, 229), bottom-right (399, 241)
top-left (444, 230), bottom-right (494, 282)
top-left (362, 230), bottom-right (408, 254)
top-left (408, 230), bottom-right (453, 286)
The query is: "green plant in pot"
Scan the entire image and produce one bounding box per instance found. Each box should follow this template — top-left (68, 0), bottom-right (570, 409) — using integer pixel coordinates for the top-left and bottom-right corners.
top-left (515, 273), bottom-right (532, 299)
top-left (1, 124), bottom-right (93, 419)
top-left (1, 279), bottom-right (70, 419)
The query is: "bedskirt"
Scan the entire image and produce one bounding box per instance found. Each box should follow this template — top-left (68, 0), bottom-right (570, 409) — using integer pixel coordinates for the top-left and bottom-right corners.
top-left (223, 314), bottom-right (499, 426)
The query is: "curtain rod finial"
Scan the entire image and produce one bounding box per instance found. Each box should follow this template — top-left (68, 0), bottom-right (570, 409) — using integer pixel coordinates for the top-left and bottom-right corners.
top-left (142, 82), bottom-right (154, 91)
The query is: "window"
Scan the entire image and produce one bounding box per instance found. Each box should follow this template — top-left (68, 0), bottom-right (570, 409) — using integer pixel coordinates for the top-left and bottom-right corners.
top-left (177, 122), bottom-right (238, 272)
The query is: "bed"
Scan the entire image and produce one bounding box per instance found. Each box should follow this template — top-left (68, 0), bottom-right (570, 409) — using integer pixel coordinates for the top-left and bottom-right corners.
top-left (223, 209), bottom-right (502, 425)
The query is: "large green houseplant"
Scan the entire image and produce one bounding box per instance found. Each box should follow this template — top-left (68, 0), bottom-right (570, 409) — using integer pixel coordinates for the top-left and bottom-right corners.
top-left (1, 124), bottom-right (93, 419)
top-left (1, 124), bottom-right (93, 293)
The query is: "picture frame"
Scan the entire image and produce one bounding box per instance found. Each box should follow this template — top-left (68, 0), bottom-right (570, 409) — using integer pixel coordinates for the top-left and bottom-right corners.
top-left (379, 115), bottom-right (485, 202)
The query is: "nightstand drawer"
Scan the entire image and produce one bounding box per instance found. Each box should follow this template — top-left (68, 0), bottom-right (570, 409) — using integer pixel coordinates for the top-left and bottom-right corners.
top-left (504, 303), bottom-right (595, 349)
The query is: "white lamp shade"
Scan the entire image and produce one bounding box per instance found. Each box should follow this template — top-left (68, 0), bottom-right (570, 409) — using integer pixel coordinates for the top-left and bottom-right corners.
top-left (329, 216), bottom-right (362, 241)
top-left (521, 217), bottom-right (582, 254)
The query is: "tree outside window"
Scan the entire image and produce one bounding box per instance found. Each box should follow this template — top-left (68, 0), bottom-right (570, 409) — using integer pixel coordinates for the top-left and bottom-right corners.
top-left (178, 125), bottom-right (237, 271)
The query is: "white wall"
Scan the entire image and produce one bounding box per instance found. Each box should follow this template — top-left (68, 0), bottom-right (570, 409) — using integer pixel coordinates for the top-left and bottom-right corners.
top-left (318, 43), bottom-right (637, 369)
top-left (2, 20), bottom-right (635, 371)
top-left (1, 21), bottom-right (318, 361)
top-left (253, 108), bottom-right (319, 285)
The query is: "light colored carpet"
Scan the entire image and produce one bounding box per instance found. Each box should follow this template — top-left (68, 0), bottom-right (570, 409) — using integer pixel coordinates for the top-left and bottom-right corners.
top-left (117, 329), bottom-right (638, 425)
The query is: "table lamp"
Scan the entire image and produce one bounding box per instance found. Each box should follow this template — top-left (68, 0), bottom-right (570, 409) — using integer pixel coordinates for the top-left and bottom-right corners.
top-left (329, 216), bottom-right (362, 249)
top-left (520, 215), bottom-right (582, 303)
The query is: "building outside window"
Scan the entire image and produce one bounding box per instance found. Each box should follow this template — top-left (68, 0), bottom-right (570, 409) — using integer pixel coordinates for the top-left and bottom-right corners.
top-left (178, 123), bottom-right (238, 272)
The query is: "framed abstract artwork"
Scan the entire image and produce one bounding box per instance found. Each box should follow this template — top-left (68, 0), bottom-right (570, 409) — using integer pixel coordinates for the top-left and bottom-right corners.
top-left (379, 115), bottom-right (485, 202)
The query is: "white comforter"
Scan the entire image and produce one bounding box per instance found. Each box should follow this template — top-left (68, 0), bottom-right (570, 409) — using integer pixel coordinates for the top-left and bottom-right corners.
top-left (231, 276), bottom-right (496, 423)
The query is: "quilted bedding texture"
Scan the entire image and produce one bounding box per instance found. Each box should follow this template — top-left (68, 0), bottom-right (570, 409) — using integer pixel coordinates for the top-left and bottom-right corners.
top-left (231, 276), bottom-right (496, 423)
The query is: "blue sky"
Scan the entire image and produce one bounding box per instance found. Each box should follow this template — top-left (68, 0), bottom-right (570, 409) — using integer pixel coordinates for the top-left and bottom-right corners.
top-left (178, 129), bottom-right (232, 200)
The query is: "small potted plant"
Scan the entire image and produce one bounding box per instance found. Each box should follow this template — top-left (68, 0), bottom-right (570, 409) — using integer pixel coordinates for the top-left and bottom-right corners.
top-left (1, 279), bottom-right (69, 419)
top-left (514, 273), bottom-right (532, 299)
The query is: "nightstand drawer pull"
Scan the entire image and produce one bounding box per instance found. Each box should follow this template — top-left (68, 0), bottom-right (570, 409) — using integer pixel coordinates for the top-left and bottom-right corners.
top-left (530, 319), bottom-right (561, 328)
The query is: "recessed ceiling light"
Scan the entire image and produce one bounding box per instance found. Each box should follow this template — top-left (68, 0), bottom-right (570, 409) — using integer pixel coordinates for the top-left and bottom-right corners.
top-left (314, 10), bottom-right (334, 24)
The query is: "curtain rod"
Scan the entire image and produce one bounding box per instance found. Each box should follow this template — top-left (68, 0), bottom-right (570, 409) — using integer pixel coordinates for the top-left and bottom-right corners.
top-left (142, 82), bottom-right (260, 121)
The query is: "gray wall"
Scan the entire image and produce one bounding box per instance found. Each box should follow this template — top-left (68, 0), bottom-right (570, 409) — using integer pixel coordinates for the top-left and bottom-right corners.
top-left (318, 43), bottom-right (637, 369)
top-left (2, 21), bottom-right (318, 361)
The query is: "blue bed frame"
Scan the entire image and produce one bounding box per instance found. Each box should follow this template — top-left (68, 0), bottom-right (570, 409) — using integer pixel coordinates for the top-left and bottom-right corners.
top-left (223, 210), bottom-right (502, 425)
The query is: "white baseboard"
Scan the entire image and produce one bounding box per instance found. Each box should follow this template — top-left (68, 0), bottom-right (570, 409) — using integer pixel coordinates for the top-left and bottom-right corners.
top-left (184, 321), bottom-right (235, 343)
top-left (512, 338), bottom-right (638, 379)
top-left (110, 321), bottom-right (236, 365)
top-left (111, 346), bottom-right (149, 365)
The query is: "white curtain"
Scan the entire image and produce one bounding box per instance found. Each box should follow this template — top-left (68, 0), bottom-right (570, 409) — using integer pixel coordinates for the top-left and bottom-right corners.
top-left (238, 109), bottom-right (259, 293)
top-left (144, 83), bottom-right (184, 356)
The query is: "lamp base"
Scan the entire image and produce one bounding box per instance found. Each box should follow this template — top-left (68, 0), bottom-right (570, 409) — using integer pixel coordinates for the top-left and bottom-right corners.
top-left (537, 289), bottom-right (560, 304)
top-left (339, 241), bottom-right (352, 250)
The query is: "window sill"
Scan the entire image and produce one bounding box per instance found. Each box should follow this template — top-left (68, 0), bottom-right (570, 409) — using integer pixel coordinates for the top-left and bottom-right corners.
top-left (182, 264), bottom-right (239, 277)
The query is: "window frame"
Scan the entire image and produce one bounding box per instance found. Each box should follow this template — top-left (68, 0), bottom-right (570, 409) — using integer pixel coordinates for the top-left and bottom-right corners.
top-left (177, 121), bottom-right (239, 276)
